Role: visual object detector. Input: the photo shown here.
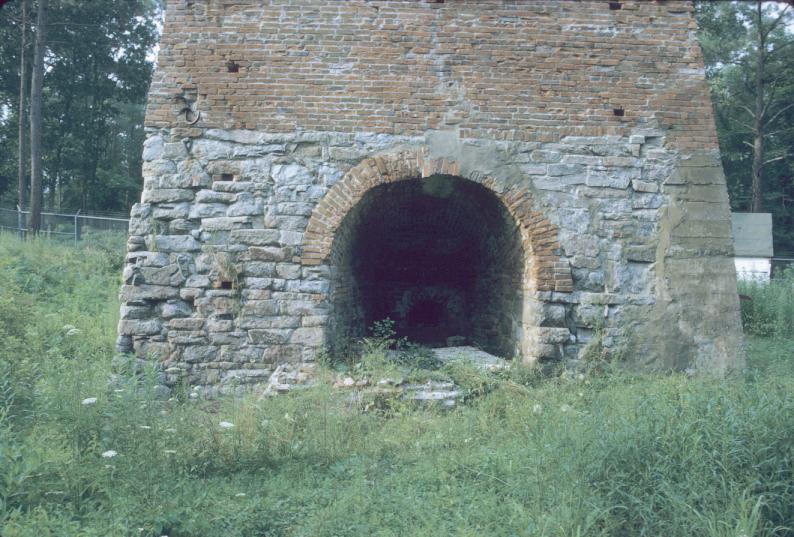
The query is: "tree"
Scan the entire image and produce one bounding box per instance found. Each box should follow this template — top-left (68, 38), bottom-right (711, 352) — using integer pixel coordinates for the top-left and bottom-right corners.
top-left (0, 0), bottom-right (161, 217)
top-left (697, 0), bottom-right (794, 255)
top-left (746, 2), bottom-right (793, 213)
top-left (28, 0), bottom-right (47, 234)
top-left (17, 0), bottom-right (29, 238)
top-left (41, 0), bottom-right (159, 212)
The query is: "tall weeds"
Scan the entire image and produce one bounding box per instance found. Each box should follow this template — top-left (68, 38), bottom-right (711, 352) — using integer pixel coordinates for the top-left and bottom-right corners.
top-left (1, 232), bottom-right (793, 536)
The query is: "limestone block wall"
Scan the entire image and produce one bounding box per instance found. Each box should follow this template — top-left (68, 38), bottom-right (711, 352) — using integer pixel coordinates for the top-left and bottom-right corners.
top-left (118, 0), bottom-right (744, 395)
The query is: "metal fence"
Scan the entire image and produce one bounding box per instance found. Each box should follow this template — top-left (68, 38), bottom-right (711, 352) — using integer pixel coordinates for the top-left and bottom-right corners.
top-left (772, 257), bottom-right (794, 276)
top-left (0, 206), bottom-right (129, 243)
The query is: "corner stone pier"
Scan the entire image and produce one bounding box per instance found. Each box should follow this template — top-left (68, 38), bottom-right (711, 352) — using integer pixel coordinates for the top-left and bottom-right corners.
top-left (117, 0), bottom-right (744, 396)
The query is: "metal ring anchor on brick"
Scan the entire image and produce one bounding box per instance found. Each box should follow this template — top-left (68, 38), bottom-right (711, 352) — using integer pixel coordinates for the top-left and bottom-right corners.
top-left (180, 106), bottom-right (200, 125)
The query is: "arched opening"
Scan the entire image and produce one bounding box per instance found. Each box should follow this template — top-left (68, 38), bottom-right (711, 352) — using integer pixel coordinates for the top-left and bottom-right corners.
top-left (328, 175), bottom-right (526, 358)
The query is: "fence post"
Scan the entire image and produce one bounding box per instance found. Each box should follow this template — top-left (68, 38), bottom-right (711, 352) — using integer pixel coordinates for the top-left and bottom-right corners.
top-left (74, 209), bottom-right (81, 244)
top-left (17, 204), bottom-right (24, 240)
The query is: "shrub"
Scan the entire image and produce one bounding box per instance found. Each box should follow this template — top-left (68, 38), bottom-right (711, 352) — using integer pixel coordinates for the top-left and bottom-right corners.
top-left (739, 267), bottom-right (794, 338)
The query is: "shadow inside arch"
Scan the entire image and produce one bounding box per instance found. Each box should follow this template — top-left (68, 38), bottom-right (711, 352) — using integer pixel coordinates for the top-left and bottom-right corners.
top-left (327, 174), bottom-right (527, 358)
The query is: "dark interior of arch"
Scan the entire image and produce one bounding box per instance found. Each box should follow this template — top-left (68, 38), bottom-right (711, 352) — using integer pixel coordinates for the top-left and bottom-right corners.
top-left (328, 175), bottom-right (525, 358)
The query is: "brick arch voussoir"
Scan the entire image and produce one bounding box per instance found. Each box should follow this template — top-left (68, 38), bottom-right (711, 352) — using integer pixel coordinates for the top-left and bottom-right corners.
top-left (300, 150), bottom-right (573, 293)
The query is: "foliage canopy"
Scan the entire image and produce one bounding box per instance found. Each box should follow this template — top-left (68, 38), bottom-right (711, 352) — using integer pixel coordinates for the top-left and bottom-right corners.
top-left (0, 0), bottom-right (161, 213)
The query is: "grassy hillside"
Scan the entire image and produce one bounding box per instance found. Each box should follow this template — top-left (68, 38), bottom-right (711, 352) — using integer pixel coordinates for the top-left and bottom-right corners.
top-left (1, 233), bottom-right (792, 537)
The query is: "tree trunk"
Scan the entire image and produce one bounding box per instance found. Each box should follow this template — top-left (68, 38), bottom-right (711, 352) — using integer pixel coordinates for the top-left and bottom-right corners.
top-left (17, 0), bottom-right (30, 239)
top-left (750, 0), bottom-right (766, 213)
top-left (28, 0), bottom-right (48, 235)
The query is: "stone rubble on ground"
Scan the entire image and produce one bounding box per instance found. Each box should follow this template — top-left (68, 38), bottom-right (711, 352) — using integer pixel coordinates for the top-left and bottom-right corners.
top-left (254, 346), bottom-right (508, 407)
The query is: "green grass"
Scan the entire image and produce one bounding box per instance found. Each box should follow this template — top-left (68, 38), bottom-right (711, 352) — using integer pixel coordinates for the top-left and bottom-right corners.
top-left (1, 232), bottom-right (793, 536)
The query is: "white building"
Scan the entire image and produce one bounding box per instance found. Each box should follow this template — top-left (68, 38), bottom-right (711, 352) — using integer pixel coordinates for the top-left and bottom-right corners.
top-left (732, 213), bottom-right (774, 282)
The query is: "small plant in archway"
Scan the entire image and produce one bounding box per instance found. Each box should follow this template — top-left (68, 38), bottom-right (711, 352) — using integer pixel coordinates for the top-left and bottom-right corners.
top-left (362, 318), bottom-right (442, 371)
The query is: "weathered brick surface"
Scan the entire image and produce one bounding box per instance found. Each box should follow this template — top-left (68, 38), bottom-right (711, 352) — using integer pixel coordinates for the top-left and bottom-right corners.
top-left (119, 0), bottom-right (743, 396)
top-left (147, 0), bottom-right (718, 152)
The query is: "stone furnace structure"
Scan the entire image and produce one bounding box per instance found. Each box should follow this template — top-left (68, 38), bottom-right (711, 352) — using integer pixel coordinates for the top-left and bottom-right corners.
top-left (118, 0), bottom-right (744, 394)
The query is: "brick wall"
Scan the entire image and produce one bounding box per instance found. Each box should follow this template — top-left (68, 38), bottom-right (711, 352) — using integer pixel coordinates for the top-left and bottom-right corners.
top-left (147, 0), bottom-right (717, 149)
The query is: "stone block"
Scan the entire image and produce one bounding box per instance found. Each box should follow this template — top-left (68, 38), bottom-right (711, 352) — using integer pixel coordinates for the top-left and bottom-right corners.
top-left (548, 163), bottom-right (585, 177)
top-left (185, 274), bottom-right (211, 288)
top-left (586, 169), bottom-right (635, 189)
top-left (279, 230), bottom-right (303, 246)
top-left (119, 319), bottom-right (163, 336)
top-left (227, 195), bottom-right (264, 216)
top-left (625, 245), bottom-right (656, 263)
top-left (150, 235), bottom-right (201, 252)
top-left (200, 216), bottom-right (253, 231)
top-left (142, 135), bottom-right (164, 161)
top-left (287, 280), bottom-right (330, 294)
top-left (230, 229), bottom-right (280, 246)
top-left (248, 329), bottom-right (292, 345)
top-left (246, 246), bottom-right (291, 262)
top-left (158, 172), bottom-right (210, 189)
top-left (290, 327), bottom-right (324, 346)
top-left (212, 181), bottom-right (259, 193)
top-left (195, 296), bottom-right (238, 317)
top-left (539, 304), bottom-right (567, 327)
top-left (272, 163), bottom-right (313, 185)
top-left (301, 315), bottom-right (329, 327)
top-left (120, 284), bottom-right (180, 302)
top-left (275, 263), bottom-right (301, 279)
top-left (241, 262), bottom-right (276, 277)
top-left (209, 332), bottom-right (246, 346)
top-left (241, 300), bottom-right (279, 316)
top-left (189, 203), bottom-right (227, 219)
top-left (132, 339), bottom-right (171, 360)
top-left (169, 318), bottom-right (205, 330)
top-left (161, 300), bottom-right (193, 319)
top-left (170, 219), bottom-right (196, 233)
top-left (631, 194), bottom-right (663, 210)
top-left (221, 346), bottom-right (265, 363)
top-left (142, 189), bottom-right (194, 204)
top-left (533, 175), bottom-right (586, 190)
top-left (138, 265), bottom-right (185, 286)
top-left (180, 288), bottom-right (203, 301)
top-left (120, 304), bottom-right (152, 320)
top-left (196, 190), bottom-right (235, 204)
top-left (530, 150), bottom-right (561, 163)
top-left (281, 300), bottom-right (329, 316)
top-left (183, 345), bottom-right (219, 363)
top-left (242, 277), bottom-right (273, 289)
top-left (672, 219), bottom-right (732, 239)
top-left (152, 203), bottom-right (190, 220)
top-left (631, 179), bottom-right (659, 193)
top-left (129, 218), bottom-right (153, 236)
top-left (191, 139), bottom-right (232, 159)
top-left (168, 331), bottom-right (208, 346)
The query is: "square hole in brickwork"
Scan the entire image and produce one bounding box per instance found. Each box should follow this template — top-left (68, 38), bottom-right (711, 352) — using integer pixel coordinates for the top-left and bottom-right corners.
top-left (221, 173), bottom-right (234, 181)
top-left (226, 60), bottom-right (239, 73)
top-left (609, 2), bottom-right (622, 10)
top-left (613, 108), bottom-right (625, 117)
